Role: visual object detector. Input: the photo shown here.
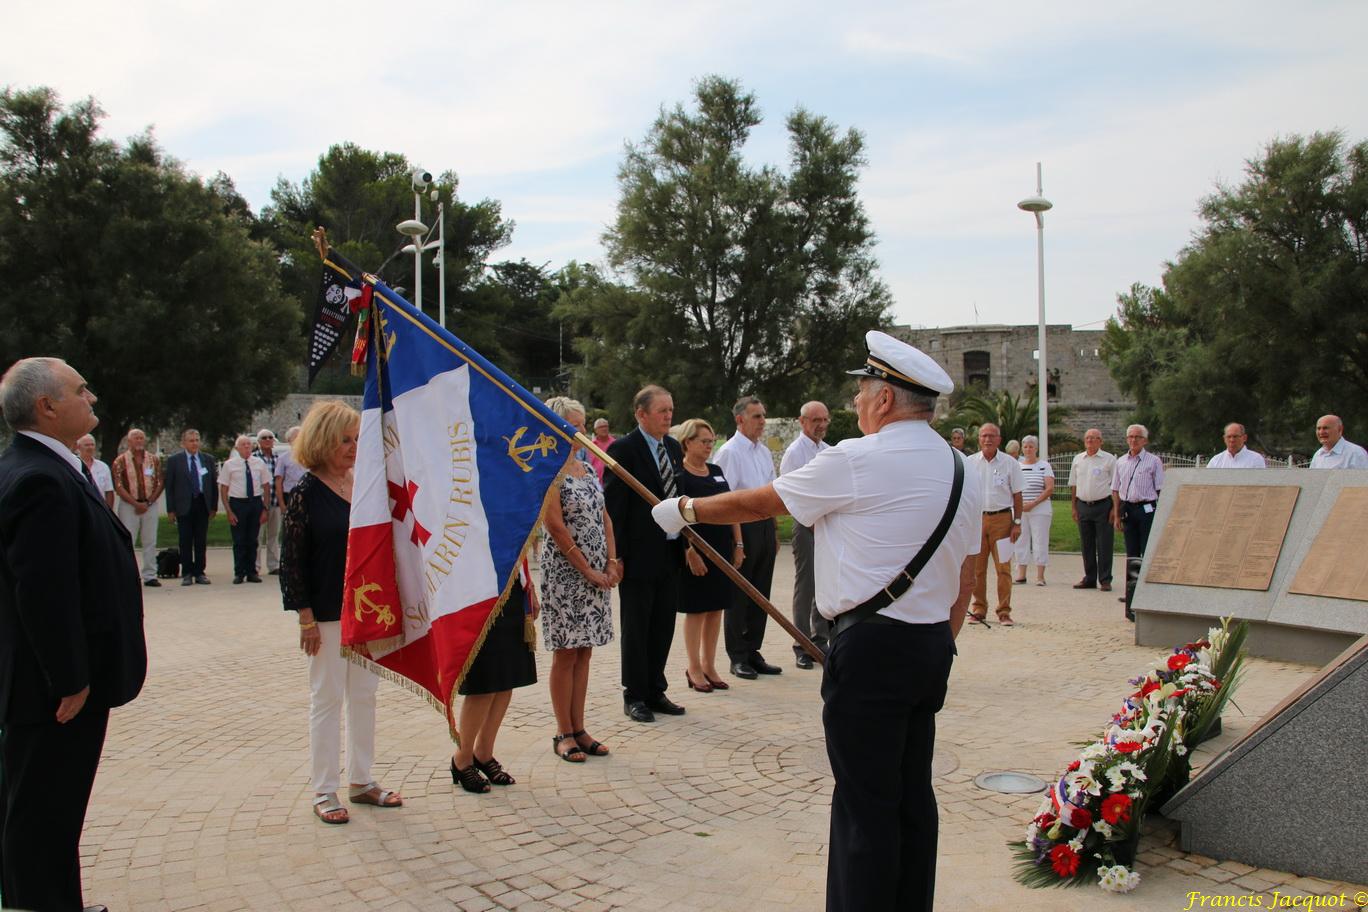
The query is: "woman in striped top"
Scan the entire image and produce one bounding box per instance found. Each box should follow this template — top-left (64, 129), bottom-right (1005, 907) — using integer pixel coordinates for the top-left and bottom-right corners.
top-left (1014, 435), bottom-right (1055, 585)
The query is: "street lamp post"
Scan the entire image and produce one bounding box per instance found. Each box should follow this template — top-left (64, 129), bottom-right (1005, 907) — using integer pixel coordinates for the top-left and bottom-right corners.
top-left (395, 167), bottom-right (450, 328)
top-left (1017, 163), bottom-right (1053, 460)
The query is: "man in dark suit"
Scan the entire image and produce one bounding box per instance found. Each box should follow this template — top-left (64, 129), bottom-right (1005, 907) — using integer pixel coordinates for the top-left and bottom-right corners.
top-left (163, 427), bottom-right (218, 586)
top-left (0, 356), bottom-right (148, 912)
top-left (603, 385), bottom-right (686, 723)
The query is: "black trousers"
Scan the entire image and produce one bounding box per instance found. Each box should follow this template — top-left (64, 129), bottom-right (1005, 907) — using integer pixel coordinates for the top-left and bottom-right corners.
top-left (228, 496), bottom-right (263, 578)
top-left (822, 619), bottom-right (954, 912)
top-left (0, 706), bottom-right (110, 912)
top-left (791, 522), bottom-right (830, 656)
top-left (726, 518), bottom-right (777, 664)
top-left (177, 496), bottom-right (210, 577)
top-left (1120, 501), bottom-right (1156, 559)
top-left (1075, 498), bottom-right (1114, 585)
top-left (618, 571), bottom-right (679, 703)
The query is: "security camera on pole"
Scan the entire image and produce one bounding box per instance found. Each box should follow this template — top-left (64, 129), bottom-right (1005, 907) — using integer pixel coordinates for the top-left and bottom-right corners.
top-left (395, 167), bottom-right (449, 328)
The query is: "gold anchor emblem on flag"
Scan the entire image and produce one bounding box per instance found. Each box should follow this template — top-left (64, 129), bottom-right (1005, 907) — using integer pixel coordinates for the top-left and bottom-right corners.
top-left (353, 579), bottom-right (398, 629)
top-left (503, 426), bottom-right (558, 473)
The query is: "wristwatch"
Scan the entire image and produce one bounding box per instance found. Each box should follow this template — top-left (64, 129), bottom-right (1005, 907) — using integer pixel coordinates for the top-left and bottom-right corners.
top-left (1012, 517), bottom-right (1022, 525)
top-left (679, 497), bottom-right (697, 523)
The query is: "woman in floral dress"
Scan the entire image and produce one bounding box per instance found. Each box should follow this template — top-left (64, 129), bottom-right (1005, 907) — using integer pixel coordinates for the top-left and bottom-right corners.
top-left (540, 397), bottom-right (621, 761)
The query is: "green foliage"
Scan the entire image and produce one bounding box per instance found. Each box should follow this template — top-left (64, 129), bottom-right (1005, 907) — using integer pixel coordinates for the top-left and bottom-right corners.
top-left (824, 408), bottom-right (860, 445)
top-left (1102, 132), bottom-right (1368, 453)
top-left (561, 75), bottom-right (892, 420)
top-left (0, 87), bottom-right (299, 460)
top-left (261, 143), bottom-right (514, 387)
top-left (939, 390), bottom-right (1078, 450)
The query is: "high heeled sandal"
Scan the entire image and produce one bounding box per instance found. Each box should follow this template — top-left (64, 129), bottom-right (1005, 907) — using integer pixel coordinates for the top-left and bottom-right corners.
top-left (553, 733), bottom-right (586, 762)
top-left (473, 755), bottom-right (516, 785)
top-left (703, 674), bottom-right (729, 690)
top-left (450, 759), bottom-right (490, 793)
top-left (684, 669), bottom-right (713, 693)
top-left (572, 729), bottom-right (609, 756)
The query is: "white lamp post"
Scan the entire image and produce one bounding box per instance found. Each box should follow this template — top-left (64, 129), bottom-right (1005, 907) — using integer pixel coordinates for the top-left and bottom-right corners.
top-left (1017, 163), bottom-right (1053, 460)
top-left (395, 167), bottom-right (450, 328)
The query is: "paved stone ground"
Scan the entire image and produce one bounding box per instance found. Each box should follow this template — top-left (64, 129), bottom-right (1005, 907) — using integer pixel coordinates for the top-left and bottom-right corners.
top-left (78, 547), bottom-right (1366, 912)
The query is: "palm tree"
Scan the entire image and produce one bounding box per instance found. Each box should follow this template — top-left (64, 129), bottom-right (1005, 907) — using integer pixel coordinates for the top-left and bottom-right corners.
top-left (939, 390), bottom-right (1079, 451)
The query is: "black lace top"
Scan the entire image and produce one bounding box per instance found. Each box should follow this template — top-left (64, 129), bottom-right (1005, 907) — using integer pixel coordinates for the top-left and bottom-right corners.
top-left (279, 473), bottom-right (350, 621)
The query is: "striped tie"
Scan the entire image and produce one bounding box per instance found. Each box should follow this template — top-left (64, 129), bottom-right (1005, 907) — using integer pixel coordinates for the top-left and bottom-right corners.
top-left (657, 442), bottom-right (677, 498)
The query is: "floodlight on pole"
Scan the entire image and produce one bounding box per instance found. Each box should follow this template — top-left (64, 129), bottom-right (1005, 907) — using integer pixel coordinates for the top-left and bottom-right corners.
top-left (1017, 163), bottom-right (1053, 460)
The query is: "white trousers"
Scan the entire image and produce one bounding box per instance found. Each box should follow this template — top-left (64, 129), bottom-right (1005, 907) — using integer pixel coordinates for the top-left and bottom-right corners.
top-left (308, 620), bottom-right (379, 794)
top-left (1014, 505), bottom-right (1053, 567)
top-left (257, 506), bottom-right (282, 572)
top-left (115, 499), bottom-right (161, 581)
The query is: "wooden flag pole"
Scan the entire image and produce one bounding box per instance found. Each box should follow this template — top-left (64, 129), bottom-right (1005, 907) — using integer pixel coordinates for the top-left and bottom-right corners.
top-left (575, 432), bottom-right (825, 666)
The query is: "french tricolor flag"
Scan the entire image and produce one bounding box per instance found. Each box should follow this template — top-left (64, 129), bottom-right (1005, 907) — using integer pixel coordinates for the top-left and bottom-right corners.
top-left (341, 281), bottom-right (575, 739)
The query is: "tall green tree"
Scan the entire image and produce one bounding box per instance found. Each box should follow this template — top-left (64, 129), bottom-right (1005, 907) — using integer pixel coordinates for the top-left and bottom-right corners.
top-left (262, 143), bottom-right (513, 389)
top-left (563, 75), bottom-right (892, 421)
top-left (938, 390), bottom-right (1078, 451)
top-left (1103, 132), bottom-right (1368, 453)
top-left (0, 87), bottom-right (299, 459)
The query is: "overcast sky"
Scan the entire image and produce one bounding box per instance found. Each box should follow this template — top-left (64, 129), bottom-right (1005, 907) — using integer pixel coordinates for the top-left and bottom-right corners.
top-left (6, 1), bottom-right (1366, 331)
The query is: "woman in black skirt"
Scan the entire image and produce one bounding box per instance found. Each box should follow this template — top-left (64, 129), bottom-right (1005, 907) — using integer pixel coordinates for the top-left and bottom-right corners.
top-left (450, 570), bottom-right (539, 793)
top-left (673, 419), bottom-right (743, 693)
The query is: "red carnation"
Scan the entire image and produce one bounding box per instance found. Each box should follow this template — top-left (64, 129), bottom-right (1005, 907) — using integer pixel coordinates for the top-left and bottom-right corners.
top-left (1033, 812), bottom-right (1056, 827)
top-left (1114, 740), bottom-right (1143, 754)
top-left (1101, 793), bottom-right (1133, 824)
top-left (1070, 807), bottom-right (1094, 829)
top-left (1139, 679), bottom-right (1161, 697)
top-left (1050, 844), bottom-right (1081, 877)
top-left (1167, 654), bottom-right (1191, 671)
top-left (1067, 760), bottom-right (1081, 772)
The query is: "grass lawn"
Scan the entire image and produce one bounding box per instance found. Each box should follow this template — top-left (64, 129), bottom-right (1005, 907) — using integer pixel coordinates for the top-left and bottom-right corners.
top-left (156, 514), bottom-right (235, 549)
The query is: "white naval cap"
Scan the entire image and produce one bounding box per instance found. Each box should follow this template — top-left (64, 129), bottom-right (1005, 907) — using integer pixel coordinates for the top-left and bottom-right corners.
top-left (846, 330), bottom-right (954, 396)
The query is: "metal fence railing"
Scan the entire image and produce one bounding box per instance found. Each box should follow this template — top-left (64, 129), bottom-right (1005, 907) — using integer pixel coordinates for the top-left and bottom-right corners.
top-left (1043, 450), bottom-right (1315, 499)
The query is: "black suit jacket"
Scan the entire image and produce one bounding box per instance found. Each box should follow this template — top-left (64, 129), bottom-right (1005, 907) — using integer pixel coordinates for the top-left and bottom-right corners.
top-left (603, 428), bottom-right (685, 580)
top-left (163, 448), bottom-right (219, 515)
top-left (0, 435), bottom-right (147, 725)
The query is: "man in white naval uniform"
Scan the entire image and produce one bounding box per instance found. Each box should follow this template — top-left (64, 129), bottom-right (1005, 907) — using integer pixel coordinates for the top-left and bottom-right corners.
top-left (651, 331), bottom-right (981, 912)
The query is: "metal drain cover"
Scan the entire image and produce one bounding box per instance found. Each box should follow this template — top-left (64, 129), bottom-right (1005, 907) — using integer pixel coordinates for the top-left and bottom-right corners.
top-left (975, 771), bottom-right (1048, 794)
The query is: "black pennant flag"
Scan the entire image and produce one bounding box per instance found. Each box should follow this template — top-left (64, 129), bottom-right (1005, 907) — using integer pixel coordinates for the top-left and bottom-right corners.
top-left (307, 254), bottom-right (366, 386)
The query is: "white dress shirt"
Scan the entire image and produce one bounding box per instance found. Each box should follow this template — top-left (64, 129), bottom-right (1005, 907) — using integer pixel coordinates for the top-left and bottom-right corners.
top-left (1068, 450), bottom-right (1117, 502)
top-left (713, 432), bottom-right (776, 491)
top-left (1206, 447), bottom-right (1266, 469)
top-left (1310, 438), bottom-right (1368, 469)
top-left (780, 433), bottom-right (829, 475)
top-left (89, 458), bottom-right (113, 494)
top-left (220, 454), bottom-right (271, 499)
top-left (965, 450), bottom-right (1023, 512)
top-left (773, 420), bottom-right (982, 623)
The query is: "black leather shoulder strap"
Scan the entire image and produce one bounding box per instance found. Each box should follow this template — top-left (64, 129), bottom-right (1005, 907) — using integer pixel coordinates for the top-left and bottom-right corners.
top-left (835, 445), bottom-right (965, 635)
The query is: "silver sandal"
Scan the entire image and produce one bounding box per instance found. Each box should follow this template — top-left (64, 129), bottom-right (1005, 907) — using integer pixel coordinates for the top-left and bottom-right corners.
top-left (312, 792), bottom-right (349, 824)
top-left (349, 781), bottom-right (402, 807)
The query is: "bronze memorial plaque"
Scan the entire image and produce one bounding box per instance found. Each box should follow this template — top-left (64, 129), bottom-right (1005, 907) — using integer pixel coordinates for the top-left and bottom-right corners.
top-left (1289, 487), bottom-right (1368, 602)
top-left (1146, 485), bottom-right (1299, 590)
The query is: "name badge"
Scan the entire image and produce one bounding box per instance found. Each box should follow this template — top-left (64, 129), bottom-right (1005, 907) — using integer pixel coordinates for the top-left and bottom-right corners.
top-left (198, 466), bottom-right (208, 478)
top-left (1092, 467), bottom-right (1102, 476)
top-left (144, 465), bottom-right (155, 476)
top-left (1143, 503), bottom-right (1155, 514)
top-left (993, 473), bottom-right (1008, 486)
top-left (713, 475), bottom-right (726, 483)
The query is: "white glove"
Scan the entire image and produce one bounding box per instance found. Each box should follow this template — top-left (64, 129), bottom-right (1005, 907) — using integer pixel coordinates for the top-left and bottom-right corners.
top-left (651, 497), bottom-right (690, 535)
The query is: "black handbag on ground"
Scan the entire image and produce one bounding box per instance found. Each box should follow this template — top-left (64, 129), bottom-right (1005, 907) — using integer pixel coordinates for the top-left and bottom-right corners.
top-left (156, 548), bottom-right (181, 579)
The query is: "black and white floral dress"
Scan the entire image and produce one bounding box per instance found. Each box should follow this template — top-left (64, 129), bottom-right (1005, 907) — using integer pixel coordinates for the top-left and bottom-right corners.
top-left (539, 471), bottom-right (614, 650)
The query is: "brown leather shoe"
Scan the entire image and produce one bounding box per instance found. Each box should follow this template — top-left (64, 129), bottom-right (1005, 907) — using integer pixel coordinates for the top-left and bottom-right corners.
top-left (1072, 580), bottom-right (1096, 589)
top-left (1099, 582), bottom-right (1112, 592)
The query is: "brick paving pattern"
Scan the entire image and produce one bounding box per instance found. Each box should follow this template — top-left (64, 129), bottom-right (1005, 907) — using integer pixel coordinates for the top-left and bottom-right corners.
top-left (77, 548), bottom-right (1367, 911)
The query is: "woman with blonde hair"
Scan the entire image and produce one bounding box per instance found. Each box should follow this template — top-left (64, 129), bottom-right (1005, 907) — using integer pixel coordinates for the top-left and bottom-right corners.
top-left (1014, 434), bottom-right (1055, 586)
top-left (280, 400), bottom-right (402, 824)
top-left (539, 396), bottom-right (620, 761)
top-left (673, 418), bottom-right (743, 692)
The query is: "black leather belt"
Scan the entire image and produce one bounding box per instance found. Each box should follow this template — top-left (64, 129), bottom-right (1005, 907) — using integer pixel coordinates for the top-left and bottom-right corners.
top-left (1124, 500), bottom-right (1157, 506)
top-left (834, 613), bottom-right (948, 636)
top-left (1079, 497), bottom-right (1110, 505)
top-left (985, 507), bottom-right (1012, 515)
